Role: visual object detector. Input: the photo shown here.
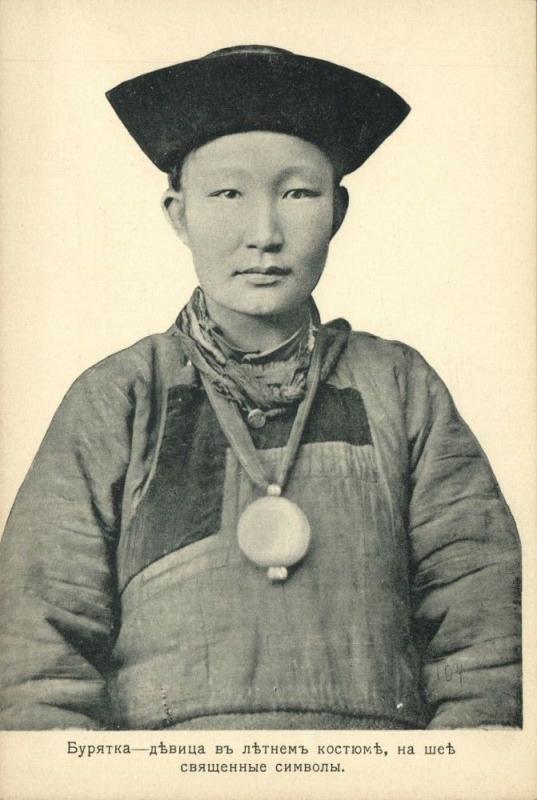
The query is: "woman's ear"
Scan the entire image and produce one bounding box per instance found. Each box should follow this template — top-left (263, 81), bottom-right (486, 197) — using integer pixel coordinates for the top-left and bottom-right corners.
top-left (161, 189), bottom-right (189, 246)
top-left (331, 185), bottom-right (349, 237)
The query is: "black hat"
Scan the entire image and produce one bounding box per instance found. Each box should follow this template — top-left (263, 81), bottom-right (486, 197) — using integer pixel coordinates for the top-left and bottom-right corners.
top-left (106, 45), bottom-right (410, 176)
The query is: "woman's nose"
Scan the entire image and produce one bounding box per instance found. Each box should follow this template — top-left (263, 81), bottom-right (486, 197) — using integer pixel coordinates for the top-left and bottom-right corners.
top-left (244, 199), bottom-right (284, 252)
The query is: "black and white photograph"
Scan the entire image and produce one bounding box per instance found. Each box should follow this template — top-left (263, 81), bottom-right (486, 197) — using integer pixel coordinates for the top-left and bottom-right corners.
top-left (0, 1), bottom-right (535, 798)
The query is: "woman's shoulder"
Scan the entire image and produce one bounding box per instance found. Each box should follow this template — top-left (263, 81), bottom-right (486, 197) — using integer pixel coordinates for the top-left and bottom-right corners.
top-left (70, 327), bottom-right (188, 397)
top-left (343, 328), bottom-right (434, 377)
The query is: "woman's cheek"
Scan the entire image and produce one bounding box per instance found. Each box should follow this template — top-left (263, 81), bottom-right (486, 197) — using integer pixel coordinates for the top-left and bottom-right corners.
top-left (190, 215), bottom-right (242, 254)
top-left (294, 225), bottom-right (332, 265)
top-left (286, 203), bottom-right (333, 240)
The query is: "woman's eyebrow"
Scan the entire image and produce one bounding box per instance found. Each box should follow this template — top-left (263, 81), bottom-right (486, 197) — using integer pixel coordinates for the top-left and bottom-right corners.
top-left (276, 166), bottom-right (326, 182)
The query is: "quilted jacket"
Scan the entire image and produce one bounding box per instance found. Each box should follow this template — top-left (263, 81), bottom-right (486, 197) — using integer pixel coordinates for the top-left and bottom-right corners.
top-left (0, 321), bottom-right (522, 729)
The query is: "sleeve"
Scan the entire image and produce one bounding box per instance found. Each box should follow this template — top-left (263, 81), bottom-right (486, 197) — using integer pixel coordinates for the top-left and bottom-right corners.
top-left (404, 348), bottom-right (521, 729)
top-left (0, 369), bottom-right (133, 729)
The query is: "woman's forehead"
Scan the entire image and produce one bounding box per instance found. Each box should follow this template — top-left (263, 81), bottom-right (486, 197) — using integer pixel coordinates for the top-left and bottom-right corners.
top-left (181, 132), bottom-right (335, 183)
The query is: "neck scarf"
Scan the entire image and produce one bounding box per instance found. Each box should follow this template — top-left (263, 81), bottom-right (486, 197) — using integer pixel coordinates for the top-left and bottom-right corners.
top-left (174, 287), bottom-right (349, 416)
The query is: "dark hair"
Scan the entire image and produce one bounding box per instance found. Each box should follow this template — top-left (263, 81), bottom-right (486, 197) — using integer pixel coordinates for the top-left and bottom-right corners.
top-left (168, 163), bottom-right (183, 192)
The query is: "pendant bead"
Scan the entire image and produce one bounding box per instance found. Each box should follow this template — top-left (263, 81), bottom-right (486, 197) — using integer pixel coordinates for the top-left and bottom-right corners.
top-left (267, 484), bottom-right (282, 496)
top-left (247, 408), bottom-right (266, 428)
top-left (268, 566), bottom-right (288, 582)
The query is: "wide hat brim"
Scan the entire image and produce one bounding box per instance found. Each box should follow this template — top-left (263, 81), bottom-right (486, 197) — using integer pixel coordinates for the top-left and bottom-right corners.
top-left (106, 47), bottom-right (410, 175)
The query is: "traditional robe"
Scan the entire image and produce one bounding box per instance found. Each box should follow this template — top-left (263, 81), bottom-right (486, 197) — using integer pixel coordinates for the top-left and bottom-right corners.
top-left (0, 320), bottom-right (521, 729)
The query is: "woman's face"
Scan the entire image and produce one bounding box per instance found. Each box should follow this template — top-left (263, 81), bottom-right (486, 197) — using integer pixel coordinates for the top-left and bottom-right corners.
top-left (164, 131), bottom-right (342, 323)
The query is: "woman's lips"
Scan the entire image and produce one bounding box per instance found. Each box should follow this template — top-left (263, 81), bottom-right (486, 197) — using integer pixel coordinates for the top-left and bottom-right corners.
top-left (240, 273), bottom-right (285, 285)
top-left (235, 267), bottom-right (291, 285)
top-left (235, 267), bottom-right (291, 275)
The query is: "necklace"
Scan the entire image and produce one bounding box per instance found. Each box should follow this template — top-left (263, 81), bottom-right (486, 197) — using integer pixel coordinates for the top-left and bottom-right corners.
top-left (200, 330), bottom-right (325, 582)
top-left (175, 288), bottom-right (318, 420)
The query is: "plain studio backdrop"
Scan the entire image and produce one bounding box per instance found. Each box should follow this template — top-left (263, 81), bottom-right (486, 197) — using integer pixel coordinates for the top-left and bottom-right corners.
top-left (0, 2), bottom-right (535, 800)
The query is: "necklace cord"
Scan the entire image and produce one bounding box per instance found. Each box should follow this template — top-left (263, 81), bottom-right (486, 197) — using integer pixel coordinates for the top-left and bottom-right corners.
top-left (200, 328), bottom-right (327, 493)
top-left (201, 375), bottom-right (269, 489)
top-left (275, 329), bottom-right (324, 487)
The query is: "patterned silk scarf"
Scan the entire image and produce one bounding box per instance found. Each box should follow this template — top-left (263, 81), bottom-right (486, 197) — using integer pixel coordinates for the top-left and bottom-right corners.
top-left (174, 287), bottom-right (349, 418)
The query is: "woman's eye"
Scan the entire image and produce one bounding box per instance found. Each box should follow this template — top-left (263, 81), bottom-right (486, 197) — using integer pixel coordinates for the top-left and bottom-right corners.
top-left (283, 188), bottom-right (319, 199)
top-left (209, 189), bottom-right (242, 199)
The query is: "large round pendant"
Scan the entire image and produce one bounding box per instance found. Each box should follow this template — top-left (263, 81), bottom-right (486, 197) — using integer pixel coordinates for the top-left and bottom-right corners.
top-left (237, 495), bottom-right (311, 581)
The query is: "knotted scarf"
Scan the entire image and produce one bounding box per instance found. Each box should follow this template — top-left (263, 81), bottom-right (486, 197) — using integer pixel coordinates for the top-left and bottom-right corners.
top-left (174, 287), bottom-right (350, 417)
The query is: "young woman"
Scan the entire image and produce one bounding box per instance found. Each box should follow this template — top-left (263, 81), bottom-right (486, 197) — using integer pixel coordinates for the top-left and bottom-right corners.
top-left (0, 45), bottom-right (521, 730)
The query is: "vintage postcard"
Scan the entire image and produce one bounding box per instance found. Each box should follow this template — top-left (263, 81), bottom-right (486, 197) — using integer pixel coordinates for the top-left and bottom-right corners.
top-left (0, 1), bottom-right (535, 798)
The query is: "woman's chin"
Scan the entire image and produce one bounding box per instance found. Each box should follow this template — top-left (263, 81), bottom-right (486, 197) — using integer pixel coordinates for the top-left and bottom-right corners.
top-left (216, 291), bottom-right (305, 320)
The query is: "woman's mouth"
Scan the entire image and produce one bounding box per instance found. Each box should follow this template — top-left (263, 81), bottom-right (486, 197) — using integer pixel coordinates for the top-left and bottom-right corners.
top-left (235, 266), bottom-right (291, 285)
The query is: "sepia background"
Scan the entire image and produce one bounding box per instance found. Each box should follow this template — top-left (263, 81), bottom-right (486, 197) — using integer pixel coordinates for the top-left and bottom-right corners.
top-left (0, 0), bottom-right (535, 798)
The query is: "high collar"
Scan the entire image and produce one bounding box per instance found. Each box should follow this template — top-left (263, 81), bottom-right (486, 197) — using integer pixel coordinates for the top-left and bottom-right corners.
top-left (210, 318), bottom-right (311, 365)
